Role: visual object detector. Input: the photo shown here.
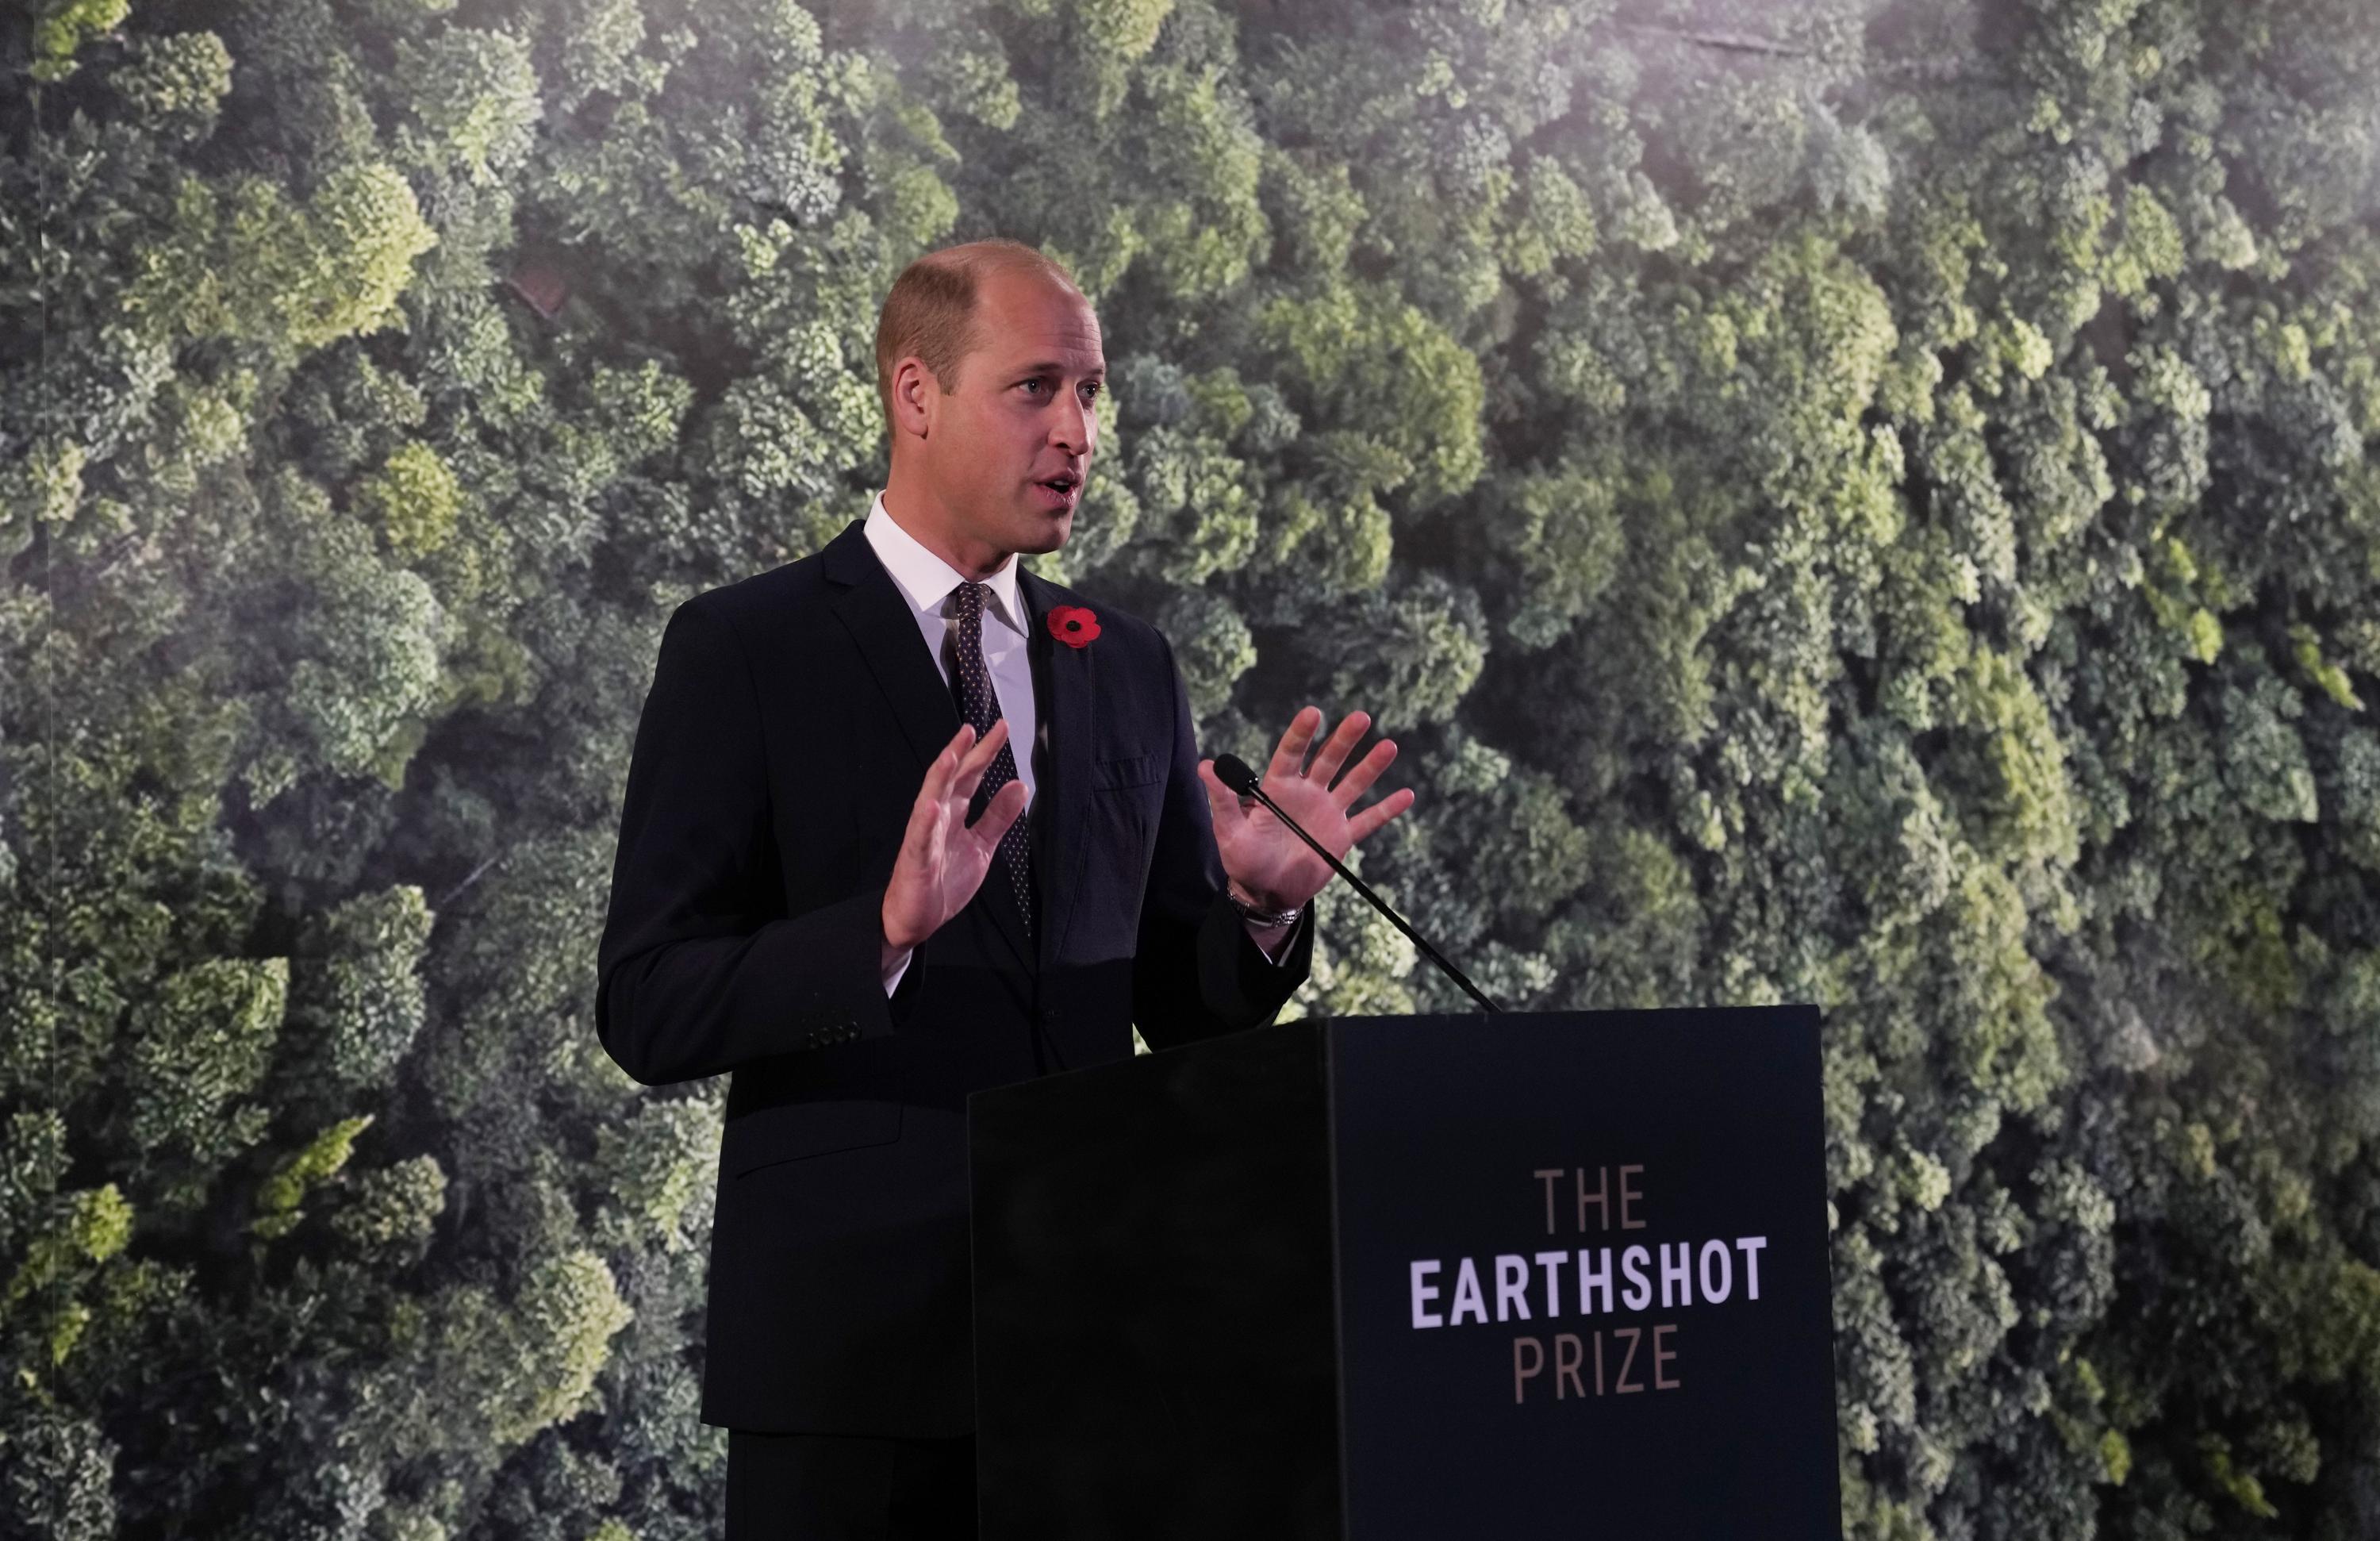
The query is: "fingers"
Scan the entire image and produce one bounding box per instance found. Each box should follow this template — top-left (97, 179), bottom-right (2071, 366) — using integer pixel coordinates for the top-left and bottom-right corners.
top-left (1345, 785), bottom-right (1416, 844)
top-left (1267, 707), bottom-right (1384, 794)
top-left (950, 717), bottom-right (1009, 808)
top-left (955, 717), bottom-right (1008, 782)
top-left (1265, 705), bottom-right (1324, 782)
top-left (887, 785), bottom-right (946, 948)
top-left (923, 723), bottom-right (979, 805)
top-left (899, 780), bottom-right (945, 863)
top-left (1304, 710), bottom-right (1372, 790)
top-left (1330, 736), bottom-right (1398, 807)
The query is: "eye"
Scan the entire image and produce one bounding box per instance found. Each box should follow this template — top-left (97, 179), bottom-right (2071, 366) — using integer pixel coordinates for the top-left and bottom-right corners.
top-left (1019, 378), bottom-right (1102, 402)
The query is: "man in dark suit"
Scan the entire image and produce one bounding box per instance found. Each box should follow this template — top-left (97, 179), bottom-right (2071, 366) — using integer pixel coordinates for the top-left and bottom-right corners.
top-left (596, 238), bottom-right (1414, 1538)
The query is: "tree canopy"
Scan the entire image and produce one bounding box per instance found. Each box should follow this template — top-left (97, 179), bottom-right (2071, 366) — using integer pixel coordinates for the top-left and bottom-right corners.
top-left (6, 0), bottom-right (2380, 1535)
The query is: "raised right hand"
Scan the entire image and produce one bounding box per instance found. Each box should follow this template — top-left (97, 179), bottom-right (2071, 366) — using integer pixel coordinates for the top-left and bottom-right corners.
top-left (881, 720), bottom-right (1029, 970)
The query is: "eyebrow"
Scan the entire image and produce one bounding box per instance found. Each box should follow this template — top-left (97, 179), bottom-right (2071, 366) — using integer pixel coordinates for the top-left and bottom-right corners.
top-left (1014, 360), bottom-right (1105, 378)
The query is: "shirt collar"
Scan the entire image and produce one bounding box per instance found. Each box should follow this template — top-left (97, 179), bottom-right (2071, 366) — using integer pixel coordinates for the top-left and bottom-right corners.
top-left (863, 490), bottom-right (1028, 638)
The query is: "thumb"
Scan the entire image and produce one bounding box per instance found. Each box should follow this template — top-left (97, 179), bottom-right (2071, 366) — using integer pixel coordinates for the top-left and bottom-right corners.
top-left (970, 776), bottom-right (1030, 847)
top-left (1197, 759), bottom-right (1241, 828)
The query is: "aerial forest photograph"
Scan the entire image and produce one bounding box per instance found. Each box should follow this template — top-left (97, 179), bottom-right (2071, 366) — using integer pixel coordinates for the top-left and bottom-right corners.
top-left (6, 0), bottom-right (2380, 1535)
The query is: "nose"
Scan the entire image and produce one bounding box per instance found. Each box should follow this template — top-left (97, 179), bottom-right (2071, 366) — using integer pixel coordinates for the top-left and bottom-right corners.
top-left (1052, 391), bottom-right (1092, 457)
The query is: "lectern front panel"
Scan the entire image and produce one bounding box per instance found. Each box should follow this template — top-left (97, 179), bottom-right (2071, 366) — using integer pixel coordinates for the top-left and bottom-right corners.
top-left (970, 1022), bottom-right (1342, 1536)
top-left (1327, 1007), bottom-right (1838, 1538)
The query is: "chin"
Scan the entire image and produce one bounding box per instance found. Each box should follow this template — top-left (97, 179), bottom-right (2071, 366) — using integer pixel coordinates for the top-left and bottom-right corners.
top-left (1015, 514), bottom-right (1073, 554)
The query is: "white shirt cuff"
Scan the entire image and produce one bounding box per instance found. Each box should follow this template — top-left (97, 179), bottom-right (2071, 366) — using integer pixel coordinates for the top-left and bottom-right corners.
top-left (882, 947), bottom-right (913, 996)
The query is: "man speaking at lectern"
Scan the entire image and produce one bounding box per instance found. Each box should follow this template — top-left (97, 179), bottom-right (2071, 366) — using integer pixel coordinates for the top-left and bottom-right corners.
top-left (595, 239), bottom-right (1415, 1537)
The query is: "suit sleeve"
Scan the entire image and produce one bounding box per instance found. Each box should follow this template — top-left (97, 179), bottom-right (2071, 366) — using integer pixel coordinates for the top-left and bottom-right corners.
top-left (1130, 631), bottom-right (1315, 1051)
top-left (596, 598), bottom-right (896, 1086)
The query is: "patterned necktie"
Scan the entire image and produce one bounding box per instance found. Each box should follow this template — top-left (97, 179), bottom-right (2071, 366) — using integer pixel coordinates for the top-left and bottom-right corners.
top-left (948, 581), bottom-right (1035, 935)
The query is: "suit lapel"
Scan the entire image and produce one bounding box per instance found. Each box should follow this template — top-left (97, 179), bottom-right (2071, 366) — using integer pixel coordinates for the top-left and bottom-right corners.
top-left (1022, 567), bottom-right (1094, 974)
top-left (823, 519), bottom-right (1034, 972)
top-left (825, 520), bottom-right (959, 775)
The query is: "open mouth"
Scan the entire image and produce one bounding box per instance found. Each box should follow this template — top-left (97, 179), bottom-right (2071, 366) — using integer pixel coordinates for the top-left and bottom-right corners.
top-left (1035, 475), bottom-right (1081, 505)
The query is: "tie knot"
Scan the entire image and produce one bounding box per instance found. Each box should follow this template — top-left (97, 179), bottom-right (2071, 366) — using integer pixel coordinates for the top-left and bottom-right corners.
top-left (952, 582), bottom-right (988, 621)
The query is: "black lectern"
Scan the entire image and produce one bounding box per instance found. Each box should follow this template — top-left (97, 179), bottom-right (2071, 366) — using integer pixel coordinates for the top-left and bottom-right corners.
top-left (967, 1007), bottom-right (1839, 1539)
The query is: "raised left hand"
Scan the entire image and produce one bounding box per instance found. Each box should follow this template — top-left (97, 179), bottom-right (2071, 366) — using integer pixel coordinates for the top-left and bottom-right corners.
top-left (1198, 705), bottom-right (1416, 912)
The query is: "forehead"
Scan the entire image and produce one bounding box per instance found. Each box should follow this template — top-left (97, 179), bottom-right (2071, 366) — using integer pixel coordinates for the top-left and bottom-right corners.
top-left (975, 271), bottom-right (1104, 371)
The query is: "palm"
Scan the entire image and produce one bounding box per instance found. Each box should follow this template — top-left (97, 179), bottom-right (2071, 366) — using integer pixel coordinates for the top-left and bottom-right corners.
top-left (1212, 773), bottom-right (1342, 897)
top-left (1199, 707), bottom-right (1415, 911)
top-left (884, 721), bottom-right (1028, 952)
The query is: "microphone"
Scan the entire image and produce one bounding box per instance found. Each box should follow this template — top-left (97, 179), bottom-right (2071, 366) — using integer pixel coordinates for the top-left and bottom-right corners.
top-left (1212, 753), bottom-right (1503, 1013)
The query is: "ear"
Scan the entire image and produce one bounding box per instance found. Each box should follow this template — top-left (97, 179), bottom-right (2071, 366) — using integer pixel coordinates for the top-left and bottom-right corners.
top-left (890, 356), bottom-right (936, 441)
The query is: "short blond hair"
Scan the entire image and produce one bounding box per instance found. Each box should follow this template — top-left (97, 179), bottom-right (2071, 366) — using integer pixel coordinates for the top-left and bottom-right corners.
top-left (873, 240), bottom-right (1086, 429)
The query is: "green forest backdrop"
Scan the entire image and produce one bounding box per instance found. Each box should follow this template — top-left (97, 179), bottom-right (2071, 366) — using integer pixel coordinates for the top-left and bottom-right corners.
top-left (7, 0), bottom-right (2380, 1534)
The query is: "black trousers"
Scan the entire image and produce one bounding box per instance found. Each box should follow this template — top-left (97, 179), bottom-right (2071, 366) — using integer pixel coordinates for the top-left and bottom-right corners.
top-left (724, 1431), bottom-right (977, 1539)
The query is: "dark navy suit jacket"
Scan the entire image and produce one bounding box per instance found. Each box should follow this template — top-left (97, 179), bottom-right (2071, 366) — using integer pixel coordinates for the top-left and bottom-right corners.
top-left (596, 516), bottom-right (1314, 1435)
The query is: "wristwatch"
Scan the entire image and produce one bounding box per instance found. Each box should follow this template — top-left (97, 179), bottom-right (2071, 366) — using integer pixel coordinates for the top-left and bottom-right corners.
top-left (1226, 886), bottom-right (1302, 930)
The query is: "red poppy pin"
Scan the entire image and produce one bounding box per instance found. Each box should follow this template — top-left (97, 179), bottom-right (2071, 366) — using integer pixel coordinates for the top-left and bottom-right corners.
top-left (1047, 605), bottom-right (1101, 649)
